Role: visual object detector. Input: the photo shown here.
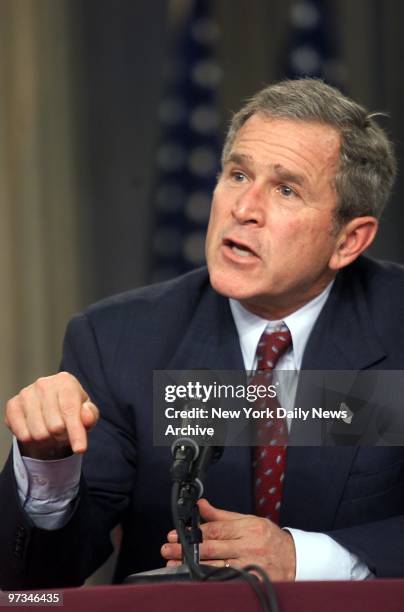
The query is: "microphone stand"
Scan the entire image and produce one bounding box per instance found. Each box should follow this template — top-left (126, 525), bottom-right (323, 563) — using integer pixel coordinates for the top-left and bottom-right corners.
top-left (176, 480), bottom-right (203, 567)
top-left (124, 445), bottom-right (279, 610)
top-left (125, 439), bottom-right (233, 583)
top-left (124, 442), bottom-right (206, 584)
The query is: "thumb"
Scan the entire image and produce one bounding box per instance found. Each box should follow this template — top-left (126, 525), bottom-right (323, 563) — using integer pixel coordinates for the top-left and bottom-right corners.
top-left (197, 498), bottom-right (245, 522)
top-left (80, 401), bottom-right (99, 430)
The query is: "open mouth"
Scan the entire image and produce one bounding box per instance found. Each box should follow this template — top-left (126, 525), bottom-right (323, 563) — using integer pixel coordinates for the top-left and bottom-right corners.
top-left (223, 238), bottom-right (258, 258)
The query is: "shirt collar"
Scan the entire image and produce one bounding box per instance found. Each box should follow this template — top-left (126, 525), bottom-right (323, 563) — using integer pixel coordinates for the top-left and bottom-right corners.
top-left (229, 282), bottom-right (333, 371)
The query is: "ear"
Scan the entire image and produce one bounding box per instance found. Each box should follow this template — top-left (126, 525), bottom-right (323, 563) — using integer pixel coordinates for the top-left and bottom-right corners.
top-left (329, 216), bottom-right (379, 271)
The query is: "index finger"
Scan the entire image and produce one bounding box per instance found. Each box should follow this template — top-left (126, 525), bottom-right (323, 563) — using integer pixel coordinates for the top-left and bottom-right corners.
top-left (200, 517), bottom-right (247, 541)
top-left (57, 384), bottom-right (90, 453)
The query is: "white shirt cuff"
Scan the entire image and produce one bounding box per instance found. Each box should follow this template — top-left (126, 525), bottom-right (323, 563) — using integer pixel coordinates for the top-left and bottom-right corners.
top-left (286, 527), bottom-right (373, 580)
top-left (13, 436), bottom-right (82, 529)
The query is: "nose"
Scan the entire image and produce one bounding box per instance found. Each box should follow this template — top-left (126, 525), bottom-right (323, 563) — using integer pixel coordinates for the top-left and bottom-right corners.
top-left (232, 184), bottom-right (265, 226)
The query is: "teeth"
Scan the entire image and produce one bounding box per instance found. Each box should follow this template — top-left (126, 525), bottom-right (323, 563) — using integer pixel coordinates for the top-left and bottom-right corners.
top-left (231, 244), bottom-right (252, 257)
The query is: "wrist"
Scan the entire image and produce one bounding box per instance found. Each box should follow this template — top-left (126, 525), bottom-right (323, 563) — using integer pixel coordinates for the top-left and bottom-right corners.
top-left (282, 529), bottom-right (297, 580)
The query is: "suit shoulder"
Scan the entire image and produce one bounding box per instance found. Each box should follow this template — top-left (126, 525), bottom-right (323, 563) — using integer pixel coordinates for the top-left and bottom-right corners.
top-left (347, 256), bottom-right (404, 334)
top-left (77, 267), bottom-right (210, 326)
top-left (63, 268), bottom-right (214, 375)
top-left (352, 255), bottom-right (404, 291)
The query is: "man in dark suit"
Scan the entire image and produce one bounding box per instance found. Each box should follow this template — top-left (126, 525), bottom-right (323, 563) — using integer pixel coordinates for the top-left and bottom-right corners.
top-left (1, 79), bottom-right (404, 588)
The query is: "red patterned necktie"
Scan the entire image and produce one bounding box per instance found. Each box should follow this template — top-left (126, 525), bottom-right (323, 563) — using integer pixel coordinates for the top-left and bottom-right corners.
top-left (252, 325), bottom-right (292, 524)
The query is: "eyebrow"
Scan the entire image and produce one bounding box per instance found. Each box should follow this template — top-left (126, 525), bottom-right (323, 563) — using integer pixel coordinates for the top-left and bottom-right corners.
top-left (223, 152), bottom-right (253, 167)
top-left (224, 154), bottom-right (308, 189)
top-left (272, 164), bottom-right (307, 188)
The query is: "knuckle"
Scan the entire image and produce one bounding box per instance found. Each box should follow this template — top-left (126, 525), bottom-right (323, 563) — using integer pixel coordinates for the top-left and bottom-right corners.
top-left (207, 524), bottom-right (221, 540)
top-left (250, 518), bottom-right (268, 538)
top-left (47, 422), bottom-right (66, 436)
top-left (31, 429), bottom-right (50, 442)
top-left (19, 386), bottom-right (32, 403)
top-left (53, 433), bottom-right (69, 445)
top-left (35, 376), bottom-right (51, 393)
top-left (17, 431), bottom-right (32, 444)
top-left (5, 398), bottom-right (24, 434)
top-left (6, 396), bottom-right (20, 416)
top-left (59, 399), bottom-right (79, 416)
top-left (57, 371), bottom-right (77, 387)
top-left (204, 541), bottom-right (215, 558)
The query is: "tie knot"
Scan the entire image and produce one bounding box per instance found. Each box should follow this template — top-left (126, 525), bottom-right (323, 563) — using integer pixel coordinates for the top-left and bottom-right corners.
top-left (255, 326), bottom-right (292, 371)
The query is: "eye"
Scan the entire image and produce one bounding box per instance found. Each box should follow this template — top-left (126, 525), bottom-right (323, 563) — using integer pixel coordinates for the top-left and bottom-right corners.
top-left (278, 184), bottom-right (296, 197)
top-left (231, 171), bottom-right (247, 182)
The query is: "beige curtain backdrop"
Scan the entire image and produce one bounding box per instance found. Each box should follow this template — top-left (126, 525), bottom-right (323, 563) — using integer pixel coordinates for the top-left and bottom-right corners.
top-left (0, 0), bottom-right (84, 467)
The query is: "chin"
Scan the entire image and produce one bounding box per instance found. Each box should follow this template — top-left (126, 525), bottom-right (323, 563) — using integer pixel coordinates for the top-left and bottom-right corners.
top-left (208, 267), bottom-right (254, 300)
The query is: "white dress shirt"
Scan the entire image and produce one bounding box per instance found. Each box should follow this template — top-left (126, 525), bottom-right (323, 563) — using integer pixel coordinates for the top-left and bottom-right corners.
top-left (229, 286), bottom-right (372, 580)
top-left (13, 283), bottom-right (371, 579)
top-left (13, 436), bottom-right (82, 529)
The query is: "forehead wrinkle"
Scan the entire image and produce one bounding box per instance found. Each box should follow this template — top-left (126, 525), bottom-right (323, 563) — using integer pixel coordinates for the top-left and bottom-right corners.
top-left (226, 148), bottom-right (313, 192)
top-left (226, 127), bottom-right (339, 195)
top-left (232, 118), bottom-right (340, 174)
top-left (228, 137), bottom-right (325, 181)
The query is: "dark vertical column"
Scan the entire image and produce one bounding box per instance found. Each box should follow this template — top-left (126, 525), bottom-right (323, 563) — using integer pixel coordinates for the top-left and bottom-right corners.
top-left (370, 0), bottom-right (404, 263)
top-left (75, 0), bottom-right (169, 300)
top-left (334, 0), bottom-right (404, 263)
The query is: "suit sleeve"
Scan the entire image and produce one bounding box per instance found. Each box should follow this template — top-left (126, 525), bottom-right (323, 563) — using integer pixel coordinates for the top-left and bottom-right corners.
top-left (0, 312), bottom-right (137, 589)
top-left (324, 443), bottom-right (404, 577)
top-left (327, 516), bottom-right (404, 577)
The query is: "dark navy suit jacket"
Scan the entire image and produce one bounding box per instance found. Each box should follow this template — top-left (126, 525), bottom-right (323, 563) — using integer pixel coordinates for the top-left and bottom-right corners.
top-left (1, 255), bottom-right (404, 588)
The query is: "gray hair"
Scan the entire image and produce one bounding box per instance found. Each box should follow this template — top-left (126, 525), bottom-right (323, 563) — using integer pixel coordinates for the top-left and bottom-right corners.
top-left (222, 78), bottom-right (396, 224)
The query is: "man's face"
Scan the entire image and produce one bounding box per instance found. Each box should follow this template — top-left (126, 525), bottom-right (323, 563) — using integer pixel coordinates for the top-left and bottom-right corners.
top-left (205, 113), bottom-right (343, 319)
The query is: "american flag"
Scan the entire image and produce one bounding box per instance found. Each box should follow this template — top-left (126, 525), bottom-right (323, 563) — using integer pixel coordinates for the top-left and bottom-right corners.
top-left (149, 0), bottom-right (221, 282)
top-left (281, 0), bottom-right (344, 86)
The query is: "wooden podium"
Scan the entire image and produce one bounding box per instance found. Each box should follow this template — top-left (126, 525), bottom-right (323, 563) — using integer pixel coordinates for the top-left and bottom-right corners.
top-left (9, 579), bottom-right (403, 612)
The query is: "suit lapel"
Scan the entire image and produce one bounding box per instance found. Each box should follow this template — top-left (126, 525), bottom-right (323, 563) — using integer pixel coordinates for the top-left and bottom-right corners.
top-left (166, 287), bottom-right (253, 514)
top-left (166, 286), bottom-right (244, 372)
top-left (282, 261), bottom-right (387, 529)
top-left (301, 260), bottom-right (386, 371)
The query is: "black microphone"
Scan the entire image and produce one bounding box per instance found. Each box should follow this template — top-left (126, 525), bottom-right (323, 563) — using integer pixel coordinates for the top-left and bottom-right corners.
top-left (171, 436), bottom-right (199, 483)
top-left (190, 445), bottom-right (224, 498)
top-left (169, 370), bottom-right (225, 489)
